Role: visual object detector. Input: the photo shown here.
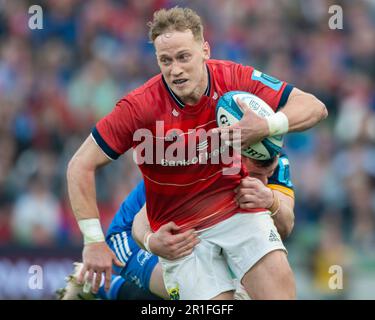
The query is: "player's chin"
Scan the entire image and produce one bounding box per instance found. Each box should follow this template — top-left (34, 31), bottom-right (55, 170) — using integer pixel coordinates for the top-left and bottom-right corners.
top-left (174, 88), bottom-right (195, 101)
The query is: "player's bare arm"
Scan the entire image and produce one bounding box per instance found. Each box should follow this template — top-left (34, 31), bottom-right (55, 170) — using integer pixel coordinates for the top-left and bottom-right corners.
top-left (67, 136), bottom-right (110, 221)
top-left (67, 136), bottom-right (124, 293)
top-left (217, 87), bottom-right (328, 149)
top-left (280, 87), bottom-right (328, 132)
top-left (269, 190), bottom-right (294, 239)
top-left (133, 206), bottom-right (200, 260)
top-left (132, 205), bottom-right (151, 249)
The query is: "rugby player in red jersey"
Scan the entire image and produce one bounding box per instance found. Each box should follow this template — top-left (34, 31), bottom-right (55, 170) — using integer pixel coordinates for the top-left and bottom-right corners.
top-left (59, 152), bottom-right (294, 300)
top-left (67, 7), bottom-right (327, 299)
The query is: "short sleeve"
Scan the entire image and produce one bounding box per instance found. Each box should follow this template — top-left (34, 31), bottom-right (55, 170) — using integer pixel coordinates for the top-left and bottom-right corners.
top-left (92, 97), bottom-right (149, 160)
top-left (233, 63), bottom-right (294, 112)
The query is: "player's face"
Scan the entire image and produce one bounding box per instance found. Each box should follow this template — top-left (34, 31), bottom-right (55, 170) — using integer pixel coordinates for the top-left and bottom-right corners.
top-left (154, 30), bottom-right (210, 105)
top-left (243, 157), bottom-right (279, 185)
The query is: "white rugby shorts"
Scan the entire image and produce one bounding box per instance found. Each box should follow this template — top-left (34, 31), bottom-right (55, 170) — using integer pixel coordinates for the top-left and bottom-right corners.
top-left (159, 212), bottom-right (287, 300)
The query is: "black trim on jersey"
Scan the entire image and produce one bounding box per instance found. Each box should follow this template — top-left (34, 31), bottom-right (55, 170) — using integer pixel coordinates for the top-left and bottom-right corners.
top-left (277, 83), bottom-right (294, 111)
top-left (203, 65), bottom-right (211, 96)
top-left (162, 65), bottom-right (211, 109)
top-left (91, 127), bottom-right (120, 160)
top-left (162, 76), bottom-right (185, 108)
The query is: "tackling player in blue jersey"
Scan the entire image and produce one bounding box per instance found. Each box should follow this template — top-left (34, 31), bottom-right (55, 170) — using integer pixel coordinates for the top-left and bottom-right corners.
top-left (58, 152), bottom-right (295, 300)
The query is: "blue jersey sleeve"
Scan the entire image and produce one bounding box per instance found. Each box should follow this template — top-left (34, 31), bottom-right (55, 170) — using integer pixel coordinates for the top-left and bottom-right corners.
top-left (106, 180), bottom-right (146, 237)
top-left (267, 153), bottom-right (294, 197)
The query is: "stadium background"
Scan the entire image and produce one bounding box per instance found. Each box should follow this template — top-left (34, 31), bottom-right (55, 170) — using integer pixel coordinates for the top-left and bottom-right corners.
top-left (0, 0), bottom-right (374, 299)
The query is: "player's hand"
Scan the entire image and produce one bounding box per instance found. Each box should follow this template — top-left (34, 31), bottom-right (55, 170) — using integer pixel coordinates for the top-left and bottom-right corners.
top-left (149, 222), bottom-right (200, 260)
top-left (214, 98), bottom-right (270, 149)
top-left (77, 241), bottom-right (124, 294)
top-left (234, 176), bottom-right (274, 209)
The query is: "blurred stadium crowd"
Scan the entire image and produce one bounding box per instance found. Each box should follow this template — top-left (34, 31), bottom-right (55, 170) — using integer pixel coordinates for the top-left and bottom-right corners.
top-left (0, 0), bottom-right (374, 299)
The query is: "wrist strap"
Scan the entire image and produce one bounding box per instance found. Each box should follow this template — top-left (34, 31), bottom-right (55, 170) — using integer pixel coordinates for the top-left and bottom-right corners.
top-left (78, 218), bottom-right (105, 244)
top-left (266, 111), bottom-right (289, 136)
top-left (143, 231), bottom-right (153, 253)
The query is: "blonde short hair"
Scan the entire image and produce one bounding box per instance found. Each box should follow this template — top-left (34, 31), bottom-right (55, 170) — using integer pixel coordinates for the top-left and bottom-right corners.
top-left (148, 7), bottom-right (204, 43)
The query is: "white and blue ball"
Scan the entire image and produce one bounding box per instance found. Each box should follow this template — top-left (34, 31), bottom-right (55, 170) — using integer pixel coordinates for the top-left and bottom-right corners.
top-left (216, 91), bottom-right (283, 160)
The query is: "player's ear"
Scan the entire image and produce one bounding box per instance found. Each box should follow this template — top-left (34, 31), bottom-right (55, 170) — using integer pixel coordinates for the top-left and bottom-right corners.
top-left (203, 41), bottom-right (210, 61)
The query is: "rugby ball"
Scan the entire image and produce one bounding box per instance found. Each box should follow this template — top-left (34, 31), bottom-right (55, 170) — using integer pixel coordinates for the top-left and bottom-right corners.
top-left (216, 91), bottom-right (283, 160)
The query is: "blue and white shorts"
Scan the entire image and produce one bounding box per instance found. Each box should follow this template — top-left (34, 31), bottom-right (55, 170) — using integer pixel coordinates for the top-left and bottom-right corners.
top-left (106, 230), bottom-right (159, 290)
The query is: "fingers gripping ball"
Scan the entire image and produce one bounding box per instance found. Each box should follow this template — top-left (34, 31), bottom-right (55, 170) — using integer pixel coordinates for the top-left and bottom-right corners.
top-left (215, 91), bottom-right (284, 160)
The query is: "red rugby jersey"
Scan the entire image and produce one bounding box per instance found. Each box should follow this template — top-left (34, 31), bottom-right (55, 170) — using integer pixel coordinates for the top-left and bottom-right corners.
top-left (93, 59), bottom-right (293, 232)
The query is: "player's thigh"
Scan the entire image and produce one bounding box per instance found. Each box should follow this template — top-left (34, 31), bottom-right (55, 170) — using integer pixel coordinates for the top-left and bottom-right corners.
top-left (159, 239), bottom-right (235, 300)
top-left (149, 263), bottom-right (169, 299)
top-left (211, 291), bottom-right (234, 300)
top-left (107, 231), bottom-right (158, 291)
top-left (124, 248), bottom-right (159, 290)
top-left (242, 249), bottom-right (296, 300)
top-left (208, 213), bottom-right (287, 280)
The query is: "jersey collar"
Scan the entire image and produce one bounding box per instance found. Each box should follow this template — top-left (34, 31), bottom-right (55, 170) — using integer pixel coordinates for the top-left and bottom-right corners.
top-left (162, 64), bottom-right (211, 109)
